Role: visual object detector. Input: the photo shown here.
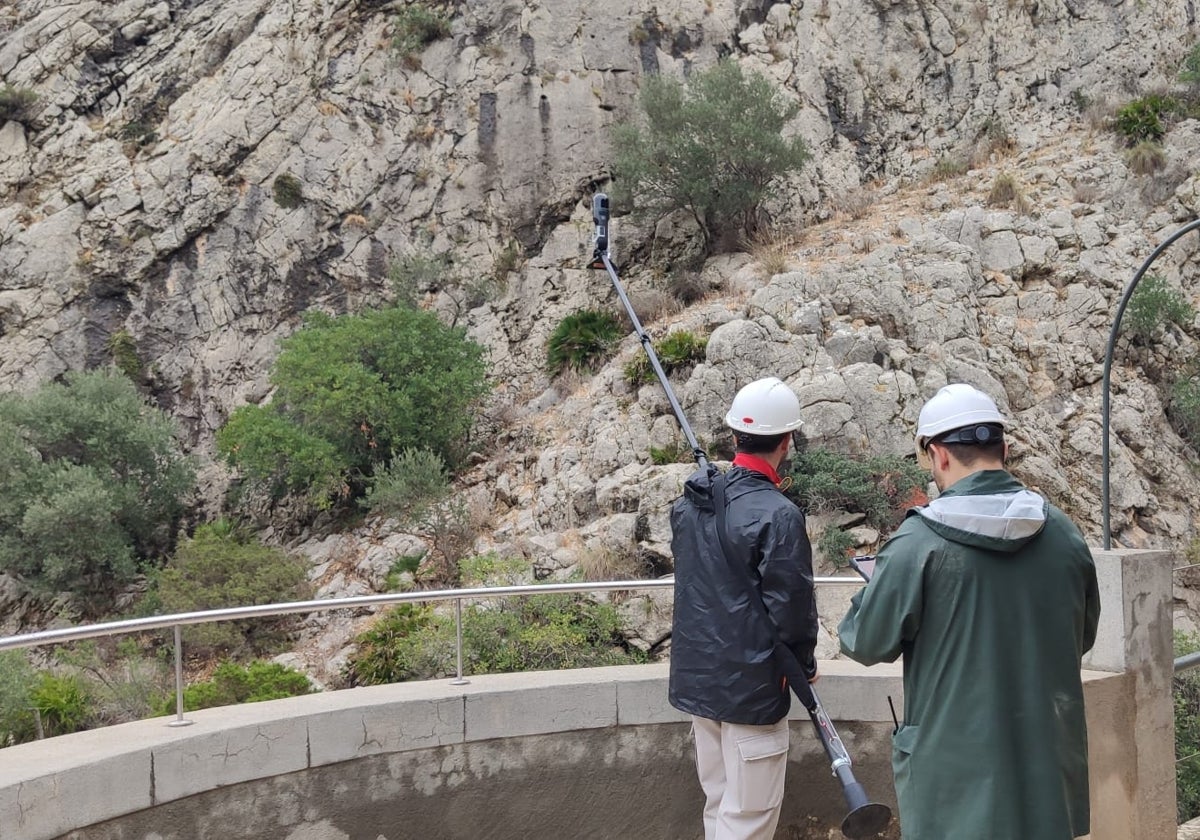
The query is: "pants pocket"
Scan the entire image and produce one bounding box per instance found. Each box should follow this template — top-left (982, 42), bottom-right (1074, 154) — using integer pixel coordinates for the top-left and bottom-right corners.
top-left (732, 726), bottom-right (789, 812)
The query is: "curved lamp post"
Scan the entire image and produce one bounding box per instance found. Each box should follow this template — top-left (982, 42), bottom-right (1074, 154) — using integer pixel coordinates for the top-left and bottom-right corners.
top-left (1100, 217), bottom-right (1200, 549)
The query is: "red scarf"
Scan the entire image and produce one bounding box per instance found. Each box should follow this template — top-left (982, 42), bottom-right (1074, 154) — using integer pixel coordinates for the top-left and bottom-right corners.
top-left (732, 452), bottom-right (780, 486)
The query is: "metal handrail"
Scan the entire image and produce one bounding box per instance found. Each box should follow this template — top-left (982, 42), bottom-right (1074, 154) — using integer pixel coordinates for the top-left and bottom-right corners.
top-left (1176, 651), bottom-right (1200, 674)
top-left (0, 575), bottom-right (865, 728)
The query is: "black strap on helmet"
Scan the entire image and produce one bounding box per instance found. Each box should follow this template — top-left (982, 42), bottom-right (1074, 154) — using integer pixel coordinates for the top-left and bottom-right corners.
top-left (931, 423), bottom-right (1004, 447)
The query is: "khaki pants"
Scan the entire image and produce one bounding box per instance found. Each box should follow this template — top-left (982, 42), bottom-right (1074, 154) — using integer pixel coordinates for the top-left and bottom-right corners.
top-left (691, 715), bottom-right (790, 840)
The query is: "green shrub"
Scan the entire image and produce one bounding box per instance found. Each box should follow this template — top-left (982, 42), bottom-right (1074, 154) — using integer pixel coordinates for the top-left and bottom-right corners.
top-left (272, 173), bottom-right (304, 209)
top-left (929, 155), bottom-right (969, 182)
top-left (0, 651), bottom-right (38, 746)
top-left (363, 448), bottom-right (450, 521)
top-left (546, 309), bottom-right (623, 375)
top-left (1123, 274), bottom-right (1194, 342)
top-left (623, 331), bottom-right (708, 387)
top-left (217, 306), bottom-right (488, 505)
top-left (787, 449), bottom-right (928, 531)
top-left (152, 521), bottom-right (311, 655)
top-left (0, 85), bottom-right (38, 122)
top-left (107, 330), bottom-right (143, 380)
top-left (392, 5), bottom-right (452, 66)
top-left (344, 592), bottom-right (646, 686)
top-left (817, 526), bottom-right (857, 568)
top-left (160, 661), bottom-right (314, 714)
top-left (1180, 43), bottom-right (1200, 93)
top-left (52, 640), bottom-right (172, 727)
top-left (612, 59), bottom-right (809, 253)
top-left (1170, 377), bottom-right (1200, 453)
top-left (0, 370), bottom-right (194, 600)
top-left (119, 121), bottom-right (158, 149)
top-left (1113, 94), bottom-right (1177, 145)
top-left (650, 442), bottom-right (691, 465)
top-left (1176, 631), bottom-right (1200, 821)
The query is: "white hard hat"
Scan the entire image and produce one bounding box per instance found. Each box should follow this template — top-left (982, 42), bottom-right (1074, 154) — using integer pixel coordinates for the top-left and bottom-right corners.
top-left (725, 377), bottom-right (804, 434)
top-left (916, 383), bottom-right (1008, 449)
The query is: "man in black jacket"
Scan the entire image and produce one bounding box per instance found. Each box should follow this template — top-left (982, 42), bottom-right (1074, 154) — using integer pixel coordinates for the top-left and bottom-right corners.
top-left (669, 377), bottom-right (820, 840)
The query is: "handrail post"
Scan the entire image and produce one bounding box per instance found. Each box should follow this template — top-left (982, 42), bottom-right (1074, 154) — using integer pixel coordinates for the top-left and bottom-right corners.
top-left (450, 597), bottom-right (468, 686)
top-left (167, 624), bottom-right (193, 728)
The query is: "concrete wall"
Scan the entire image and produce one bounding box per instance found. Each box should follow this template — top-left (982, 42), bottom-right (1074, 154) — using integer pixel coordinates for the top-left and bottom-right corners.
top-left (0, 549), bottom-right (1175, 840)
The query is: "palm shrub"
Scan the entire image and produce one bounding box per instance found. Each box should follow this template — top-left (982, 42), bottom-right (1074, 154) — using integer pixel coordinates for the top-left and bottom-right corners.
top-left (217, 306), bottom-right (488, 506)
top-left (151, 521), bottom-right (311, 656)
top-left (546, 309), bottom-right (623, 374)
top-left (0, 370), bottom-right (194, 600)
top-left (1113, 94), bottom-right (1177, 145)
top-left (612, 59), bottom-right (809, 253)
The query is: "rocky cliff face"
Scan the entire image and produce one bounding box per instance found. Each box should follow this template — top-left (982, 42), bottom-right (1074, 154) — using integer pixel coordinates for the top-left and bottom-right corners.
top-left (3, 0), bottom-right (1200, 658)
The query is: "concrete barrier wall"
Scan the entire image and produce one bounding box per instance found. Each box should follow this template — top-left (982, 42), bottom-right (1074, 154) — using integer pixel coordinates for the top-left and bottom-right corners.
top-left (0, 549), bottom-right (1175, 840)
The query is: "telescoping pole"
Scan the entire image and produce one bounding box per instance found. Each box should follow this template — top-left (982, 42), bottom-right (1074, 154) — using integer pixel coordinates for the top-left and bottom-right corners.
top-left (588, 195), bottom-right (891, 840)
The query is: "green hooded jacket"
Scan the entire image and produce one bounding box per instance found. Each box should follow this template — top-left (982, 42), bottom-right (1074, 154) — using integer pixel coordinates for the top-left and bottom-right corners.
top-left (838, 470), bottom-right (1100, 840)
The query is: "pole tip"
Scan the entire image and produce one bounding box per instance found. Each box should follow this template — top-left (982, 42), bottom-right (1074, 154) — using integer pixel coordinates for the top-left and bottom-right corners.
top-left (840, 802), bottom-right (892, 839)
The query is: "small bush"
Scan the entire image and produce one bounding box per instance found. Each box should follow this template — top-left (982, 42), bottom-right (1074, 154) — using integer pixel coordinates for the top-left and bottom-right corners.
top-left (363, 448), bottom-right (450, 521)
top-left (392, 5), bottom-right (452, 66)
top-left (546, 309), bottom-right (623, 375)
top-left (272, 173), bottom-right (304, 209)
top-left (1125, 140), bottom-right (1167, 176)
top-left (623, 331), bottom-right (707, 387)
top-left (650, 442), bottom-right (691, 465)
top-left (0, 651), bottom-right (38, 746)
top-left (120, 121), bottom-right (158, 149)
top-left (1176, 630), bottom-right (1200, 821)
top-left (1170, 377), bottom-right (1200, 453)
top-left (1123, 274), bottom-right (1194, 343)
top-left (987, 172), bottom-right (1031, 214)
top-left (0, 85), bottom-right (38, 122)
top-left (1180, 43), bottom-right (1200, 93)
top-left (787, 449), bottom-right (928, 532)
top-left (152, 521), bottom-right (311, 656)
top-left (816, 526), bottom-right (856, 568)
top-left (928, 155), bottom-right (969, 182)
top-left (159, 661), bottom-right (314, 714)
top-left (107, 330), bottom-right (143, 380)
top-left (667, 269), bottom-right (708, 305)
top-left (344, 593), bottom-right (646, 686)
top-left (1113, 94), bottom-right (1177, 145)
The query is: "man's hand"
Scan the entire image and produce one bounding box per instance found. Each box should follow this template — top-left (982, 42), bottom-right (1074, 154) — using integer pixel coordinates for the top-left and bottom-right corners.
top-left (808, 671), bottom-right (820, 684)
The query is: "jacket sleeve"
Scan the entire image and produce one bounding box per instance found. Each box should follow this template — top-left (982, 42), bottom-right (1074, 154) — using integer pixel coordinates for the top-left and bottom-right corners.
top-left (1081, 550), bottom-right (1101, 656)
top-left (759, 505), bottom-right (818, 676)
top-left (838, 524), bottom-right (926, 666)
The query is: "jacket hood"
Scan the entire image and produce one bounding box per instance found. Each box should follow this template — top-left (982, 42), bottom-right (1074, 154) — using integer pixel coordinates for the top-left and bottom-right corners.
top-left (913, 469), bottom-right (1047, 553)
top-left (683, 463), bottom-right (777, 510)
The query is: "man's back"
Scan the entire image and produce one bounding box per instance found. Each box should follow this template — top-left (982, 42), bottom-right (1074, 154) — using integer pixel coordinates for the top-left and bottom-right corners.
top-left (840, 469), bottom-right (1100, 840)
top-left (668, 463), bottom-right (817, 726)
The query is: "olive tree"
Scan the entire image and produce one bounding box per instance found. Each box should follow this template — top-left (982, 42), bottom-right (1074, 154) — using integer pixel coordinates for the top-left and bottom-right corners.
top-left (612, 59), bottom-right (809, 253)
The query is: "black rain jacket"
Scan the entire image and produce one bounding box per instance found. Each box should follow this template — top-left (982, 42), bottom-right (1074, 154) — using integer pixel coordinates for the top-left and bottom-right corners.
top-left (668, 463), bottom-right (819, 725)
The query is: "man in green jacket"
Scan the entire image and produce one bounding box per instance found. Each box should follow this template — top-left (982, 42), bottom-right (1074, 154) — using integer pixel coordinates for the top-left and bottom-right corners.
top-left (838, 383), bottom-right (1100, 840)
